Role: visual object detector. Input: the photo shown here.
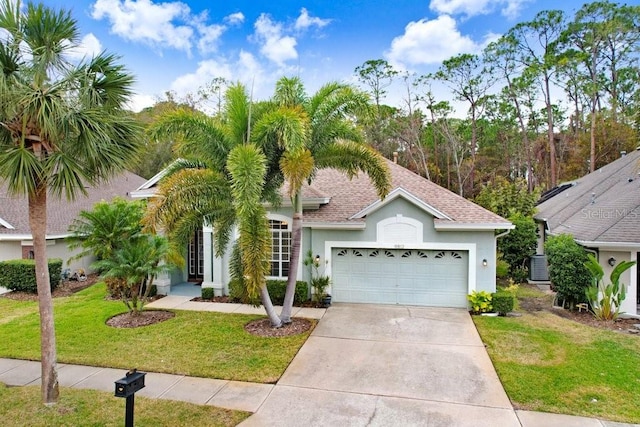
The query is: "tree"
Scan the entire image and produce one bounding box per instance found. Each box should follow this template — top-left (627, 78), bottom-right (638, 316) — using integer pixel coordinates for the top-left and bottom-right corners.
top-left (0, 1), bottom-right (141, 404)
top-left (545, 234), bottom-right (591, 308)
top-left (94, 234), bottom-right (173, 315)
top-left (67, 197), bottom-right (145, 262)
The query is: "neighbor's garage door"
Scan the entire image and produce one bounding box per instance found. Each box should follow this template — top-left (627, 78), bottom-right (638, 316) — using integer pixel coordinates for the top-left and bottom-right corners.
top-left (331, 248), bottom-right (468, 307)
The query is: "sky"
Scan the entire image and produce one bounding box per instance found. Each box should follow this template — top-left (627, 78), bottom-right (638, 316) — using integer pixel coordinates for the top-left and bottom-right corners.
top-left (41, 0), bottom-right (590, 112)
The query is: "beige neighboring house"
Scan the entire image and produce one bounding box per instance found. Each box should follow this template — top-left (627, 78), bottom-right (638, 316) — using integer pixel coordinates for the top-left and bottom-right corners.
top-left (535, 148), bottom-right (640, 315)
top-left (0, 172), bottom-right (147, 293)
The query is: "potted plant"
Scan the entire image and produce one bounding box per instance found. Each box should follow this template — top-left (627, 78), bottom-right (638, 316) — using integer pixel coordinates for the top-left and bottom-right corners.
top-left (304, 250), bottom-right (332, 307)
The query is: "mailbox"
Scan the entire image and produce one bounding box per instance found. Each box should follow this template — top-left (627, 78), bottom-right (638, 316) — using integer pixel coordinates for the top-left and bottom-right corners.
top-left (114, 369), bottom-right (146, 398)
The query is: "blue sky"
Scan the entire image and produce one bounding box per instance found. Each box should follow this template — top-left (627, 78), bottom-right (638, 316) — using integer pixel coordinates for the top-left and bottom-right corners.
top-left (43, 0), bottom-right (589, 111)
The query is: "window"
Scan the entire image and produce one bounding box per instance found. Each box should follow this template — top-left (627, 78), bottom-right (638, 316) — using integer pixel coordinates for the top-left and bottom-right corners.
top-left (269, 219), bottom-right (291, 278)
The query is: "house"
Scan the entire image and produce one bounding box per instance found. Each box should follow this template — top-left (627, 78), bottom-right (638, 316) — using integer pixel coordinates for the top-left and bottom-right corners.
top-left (134, 160), bottom-right (512, 308)
top-left (0, 171), bottom-right (147, 285)
top-left (534, 148), bottom-right (640, 315)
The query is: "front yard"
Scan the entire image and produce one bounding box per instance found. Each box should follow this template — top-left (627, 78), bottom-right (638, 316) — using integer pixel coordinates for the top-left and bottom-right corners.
top-left (0, 283), bottom-right (313, 383)
top-left (474, 285), bottom-right (640, 424)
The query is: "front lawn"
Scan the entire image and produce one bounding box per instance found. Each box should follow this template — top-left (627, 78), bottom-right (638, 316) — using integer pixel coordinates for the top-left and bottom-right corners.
top-left (0, 283), bottom-right (313, 383)
top-left (0, 383), bottom-right (249, 426)
top-left (474, 304), bottom-right (640, 423)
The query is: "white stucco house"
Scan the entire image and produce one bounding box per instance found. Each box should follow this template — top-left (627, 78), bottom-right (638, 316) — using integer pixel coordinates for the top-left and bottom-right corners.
top-left (133, 159), bottom-right (513, 308)
top-left (0, 171), bottom-right (147, 288)
top-left (535, 148), bottom-right (640, 315)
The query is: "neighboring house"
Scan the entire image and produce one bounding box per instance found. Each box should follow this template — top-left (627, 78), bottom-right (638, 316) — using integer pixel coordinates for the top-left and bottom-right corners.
top-left (0, 171), bottom-right (147, 278)
top-left (535, 148), bottom-right (640, 315)
top-left (134, 160), bottom-right (512, 308)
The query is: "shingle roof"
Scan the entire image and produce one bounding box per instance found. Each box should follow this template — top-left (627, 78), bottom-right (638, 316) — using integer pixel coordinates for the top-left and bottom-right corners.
top-left (0, 171), bottom-right (147, 239)
top-left (535, 149), bottom-right (640, 244)
top-left (300, 159), bottom-right (510, 227)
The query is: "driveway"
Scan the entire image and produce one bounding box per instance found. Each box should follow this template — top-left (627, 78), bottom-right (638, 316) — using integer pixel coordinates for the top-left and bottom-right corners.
top-left (241, 303), bottom-right (520, 426)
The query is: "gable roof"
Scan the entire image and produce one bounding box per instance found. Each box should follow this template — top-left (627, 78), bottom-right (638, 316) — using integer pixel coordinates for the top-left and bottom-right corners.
top-left (300, 159), bottom-right (511, 230)
top-left (535, 148), bottom-right (640, 245)
top-left (0, 171), bottom-right (147, 240)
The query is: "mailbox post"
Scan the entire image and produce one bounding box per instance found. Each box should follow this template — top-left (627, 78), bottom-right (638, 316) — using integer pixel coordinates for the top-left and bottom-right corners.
top-left (115, 369), bottom-right (146, 427)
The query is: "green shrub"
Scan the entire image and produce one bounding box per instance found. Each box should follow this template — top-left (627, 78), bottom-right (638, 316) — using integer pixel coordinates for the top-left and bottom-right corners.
top-left (492, 292), bottom-right (514, 316)
top-left (545, 234), bottom-right (591, 308)
top-left (467, 290), bottom-right (493, 313)
top-left (0, 258), bottom-right (62, 293)
top-left (500, 213), bottom-right (537, 281)
top-left (201, 287), bottom-right (214, 300)
top-left (228, 279), bottom-right (308, 305)
top-left (584, 254), bottom-right (636, 320)
top-left (496, 255), bottom-right (510, 279)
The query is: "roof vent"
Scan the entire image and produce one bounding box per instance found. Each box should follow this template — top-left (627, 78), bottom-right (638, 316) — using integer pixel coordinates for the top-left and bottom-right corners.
top-left (591, 192), bottom-right (596, 204)
top-left (621, 151), bottom-right (627, 157)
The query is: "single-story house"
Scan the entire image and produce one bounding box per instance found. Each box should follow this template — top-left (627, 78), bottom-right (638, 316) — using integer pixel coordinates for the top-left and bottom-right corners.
top-left (133, 159), bottom-right (513, 308)
top-left (534, 148), bottom-right (640, 315)
top-left (0, 171), bottom-right (147, 282)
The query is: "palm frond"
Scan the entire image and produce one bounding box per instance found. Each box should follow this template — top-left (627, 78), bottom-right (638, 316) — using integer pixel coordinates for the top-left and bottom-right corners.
top-left (280, 148), bottom-right (314, 199)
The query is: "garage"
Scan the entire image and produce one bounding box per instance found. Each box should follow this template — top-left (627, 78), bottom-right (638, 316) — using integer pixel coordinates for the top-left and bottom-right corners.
top-left (331, 248), bottom-right (469, 307)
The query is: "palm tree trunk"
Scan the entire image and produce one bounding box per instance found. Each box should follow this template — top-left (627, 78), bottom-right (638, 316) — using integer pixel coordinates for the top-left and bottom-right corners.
top-left (260, 285), bottom-right (282, 327)
top-left (280, 192), bottom-right (302, 324)
top-left (28, 184), bottom-right (59, 405)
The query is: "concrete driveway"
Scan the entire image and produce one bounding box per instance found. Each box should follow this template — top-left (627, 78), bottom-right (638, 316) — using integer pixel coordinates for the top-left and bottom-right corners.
top-left (241, 303), bottom-right (520, 426)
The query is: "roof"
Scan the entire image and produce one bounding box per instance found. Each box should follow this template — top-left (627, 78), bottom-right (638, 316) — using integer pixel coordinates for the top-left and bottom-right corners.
top-left (0, 171), bottom-right (147, 240)
top-left (300, 159), bottom-right (511, 229)
top-left (535, 148), bottom-right (640, 245)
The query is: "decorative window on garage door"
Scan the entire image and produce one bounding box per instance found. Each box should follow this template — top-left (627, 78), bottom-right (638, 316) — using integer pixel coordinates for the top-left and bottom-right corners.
top-left (269, 219), bottom-right (291, 278)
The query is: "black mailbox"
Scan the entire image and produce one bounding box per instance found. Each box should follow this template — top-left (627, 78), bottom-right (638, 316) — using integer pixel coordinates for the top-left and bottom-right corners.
top-left (114, 369), bottom-right (146, 398)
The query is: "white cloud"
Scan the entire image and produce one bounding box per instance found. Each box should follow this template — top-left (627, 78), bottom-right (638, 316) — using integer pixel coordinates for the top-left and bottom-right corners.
top-left (253, 13), bottom-right (297, 65)
top-left (67, 34), bottom-right (103, 60)
top-left (127, 93), bottom-right (156, 112)
top-left (294, 8), bottom-right (331, 31)
top-left (91, 0), bottom-right (194, 53)
top-left (429, 0), bottom-right (530, 19)
top-left (196, 23), bottom-right (225, 55)
top-left (225, 12), bottom-right (245, 26)
top-left (385, 15), bottom-right (478, 67)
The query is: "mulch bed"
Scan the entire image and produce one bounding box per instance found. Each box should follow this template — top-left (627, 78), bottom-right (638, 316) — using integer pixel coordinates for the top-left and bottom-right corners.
top-left (244, 317), bottom-right (314, 337)
top-left (0, 274), bottom-right (100, 301)
top-left (106, 310), bottom-right (175, 328)
top-left (518, 284), bottom-right (640, 335)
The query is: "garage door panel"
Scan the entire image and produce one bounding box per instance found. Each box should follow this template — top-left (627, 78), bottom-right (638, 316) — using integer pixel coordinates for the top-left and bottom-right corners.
top-left (332, 247), bottom-right (468, 308)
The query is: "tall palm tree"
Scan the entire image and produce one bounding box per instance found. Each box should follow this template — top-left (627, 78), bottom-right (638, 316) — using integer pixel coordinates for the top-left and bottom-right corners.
top-left (262, 77), bottom-right (391, 323)
top-left (146, 78), bottom-right (391, 327)
top-left (0, 1), bottom-right (141, 404)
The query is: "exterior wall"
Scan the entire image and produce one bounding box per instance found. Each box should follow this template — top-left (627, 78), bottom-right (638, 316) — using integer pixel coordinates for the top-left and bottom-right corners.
top-left (0, 241), bottom-right (22, 261)
top-left (598, 250), bottom-right (636, 315)
top-left (0, 239), bottom-right (93, 273)
top-left (306, 197), bottom-right (499, 296)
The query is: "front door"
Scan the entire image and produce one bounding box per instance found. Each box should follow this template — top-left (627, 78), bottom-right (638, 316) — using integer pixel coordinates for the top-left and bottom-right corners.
top-left (188, 229), bottom-right (204, 282)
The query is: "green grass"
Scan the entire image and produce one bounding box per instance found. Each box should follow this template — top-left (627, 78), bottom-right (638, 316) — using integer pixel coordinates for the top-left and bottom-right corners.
top-left (0, 383), bottom-right (250, 426)
top-left (474, 311), bottom-right (640, 423)
top-left (0, 283), bottom-right (314, 383)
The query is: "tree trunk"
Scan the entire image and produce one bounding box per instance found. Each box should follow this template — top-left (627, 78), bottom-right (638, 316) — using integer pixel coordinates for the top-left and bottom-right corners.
top-left (280, 193), bottom-right (302, 324)
top-left (28, 184), bottom-right (59, 405)
top-left (261, 285), bottom-right (282, 327)
top-left (545, 77), bottom-right (557, 188)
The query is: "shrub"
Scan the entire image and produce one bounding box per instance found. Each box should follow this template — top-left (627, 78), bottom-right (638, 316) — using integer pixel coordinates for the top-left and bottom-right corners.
top-left (496, 255), bottom-right (510, 279)
top-left (584, 254), bottom-right (636, 320)
top-left (201, 287), bottom-right (214, 300)
top-left (228, 279), bottom-right (308, 305)
top-left (492, 292), bottom-right (514, 316)
top-left (311, 276), bottom-right (331, 303)
top-left (467, 290), bottom-right (493, 314)
top-left (500, 213), bottom-right (537, 281)
top-left (0, 258), bottom-right (62, 293)
top-left (545, 234), bottom-right (591, 308)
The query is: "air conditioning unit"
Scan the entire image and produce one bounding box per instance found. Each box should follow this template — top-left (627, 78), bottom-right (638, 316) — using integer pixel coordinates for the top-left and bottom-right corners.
top-left (529, 254), bottom-right (549, 281)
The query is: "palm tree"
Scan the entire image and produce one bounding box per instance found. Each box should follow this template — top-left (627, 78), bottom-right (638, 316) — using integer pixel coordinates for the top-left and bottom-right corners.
top-left (93, 234), bottom-right (173, 315)
top-left (145, 78), bottom-right (391, 327)
top-left (262, 77), bottom-right (391, 323)
top-left (0, 1), bottom-right (141, 404)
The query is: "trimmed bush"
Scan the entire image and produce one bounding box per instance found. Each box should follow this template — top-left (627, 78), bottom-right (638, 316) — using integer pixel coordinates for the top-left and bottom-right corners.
top-left (545, 234), bottom-right (591, 308)
top-left (201, 287), bottom-right (214, 300)
top-left (492, 292), bottom-right (514, 316)
top-left (0, 258), bottom-right (62, 293)
top-left (227, 278), bottom-right (308, 305)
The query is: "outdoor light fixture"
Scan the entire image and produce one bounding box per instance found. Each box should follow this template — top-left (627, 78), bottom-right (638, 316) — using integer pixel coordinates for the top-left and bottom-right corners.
top-left (314, 254), bottom-right (321, 264)
top-left (482, 259), bottom-right (488, 267)
top-left (608, 257), bottom-right (616, 267)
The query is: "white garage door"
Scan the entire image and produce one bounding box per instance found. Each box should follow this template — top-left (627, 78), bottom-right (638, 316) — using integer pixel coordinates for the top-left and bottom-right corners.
top-left (331, 248), bottom-right (469, 307)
